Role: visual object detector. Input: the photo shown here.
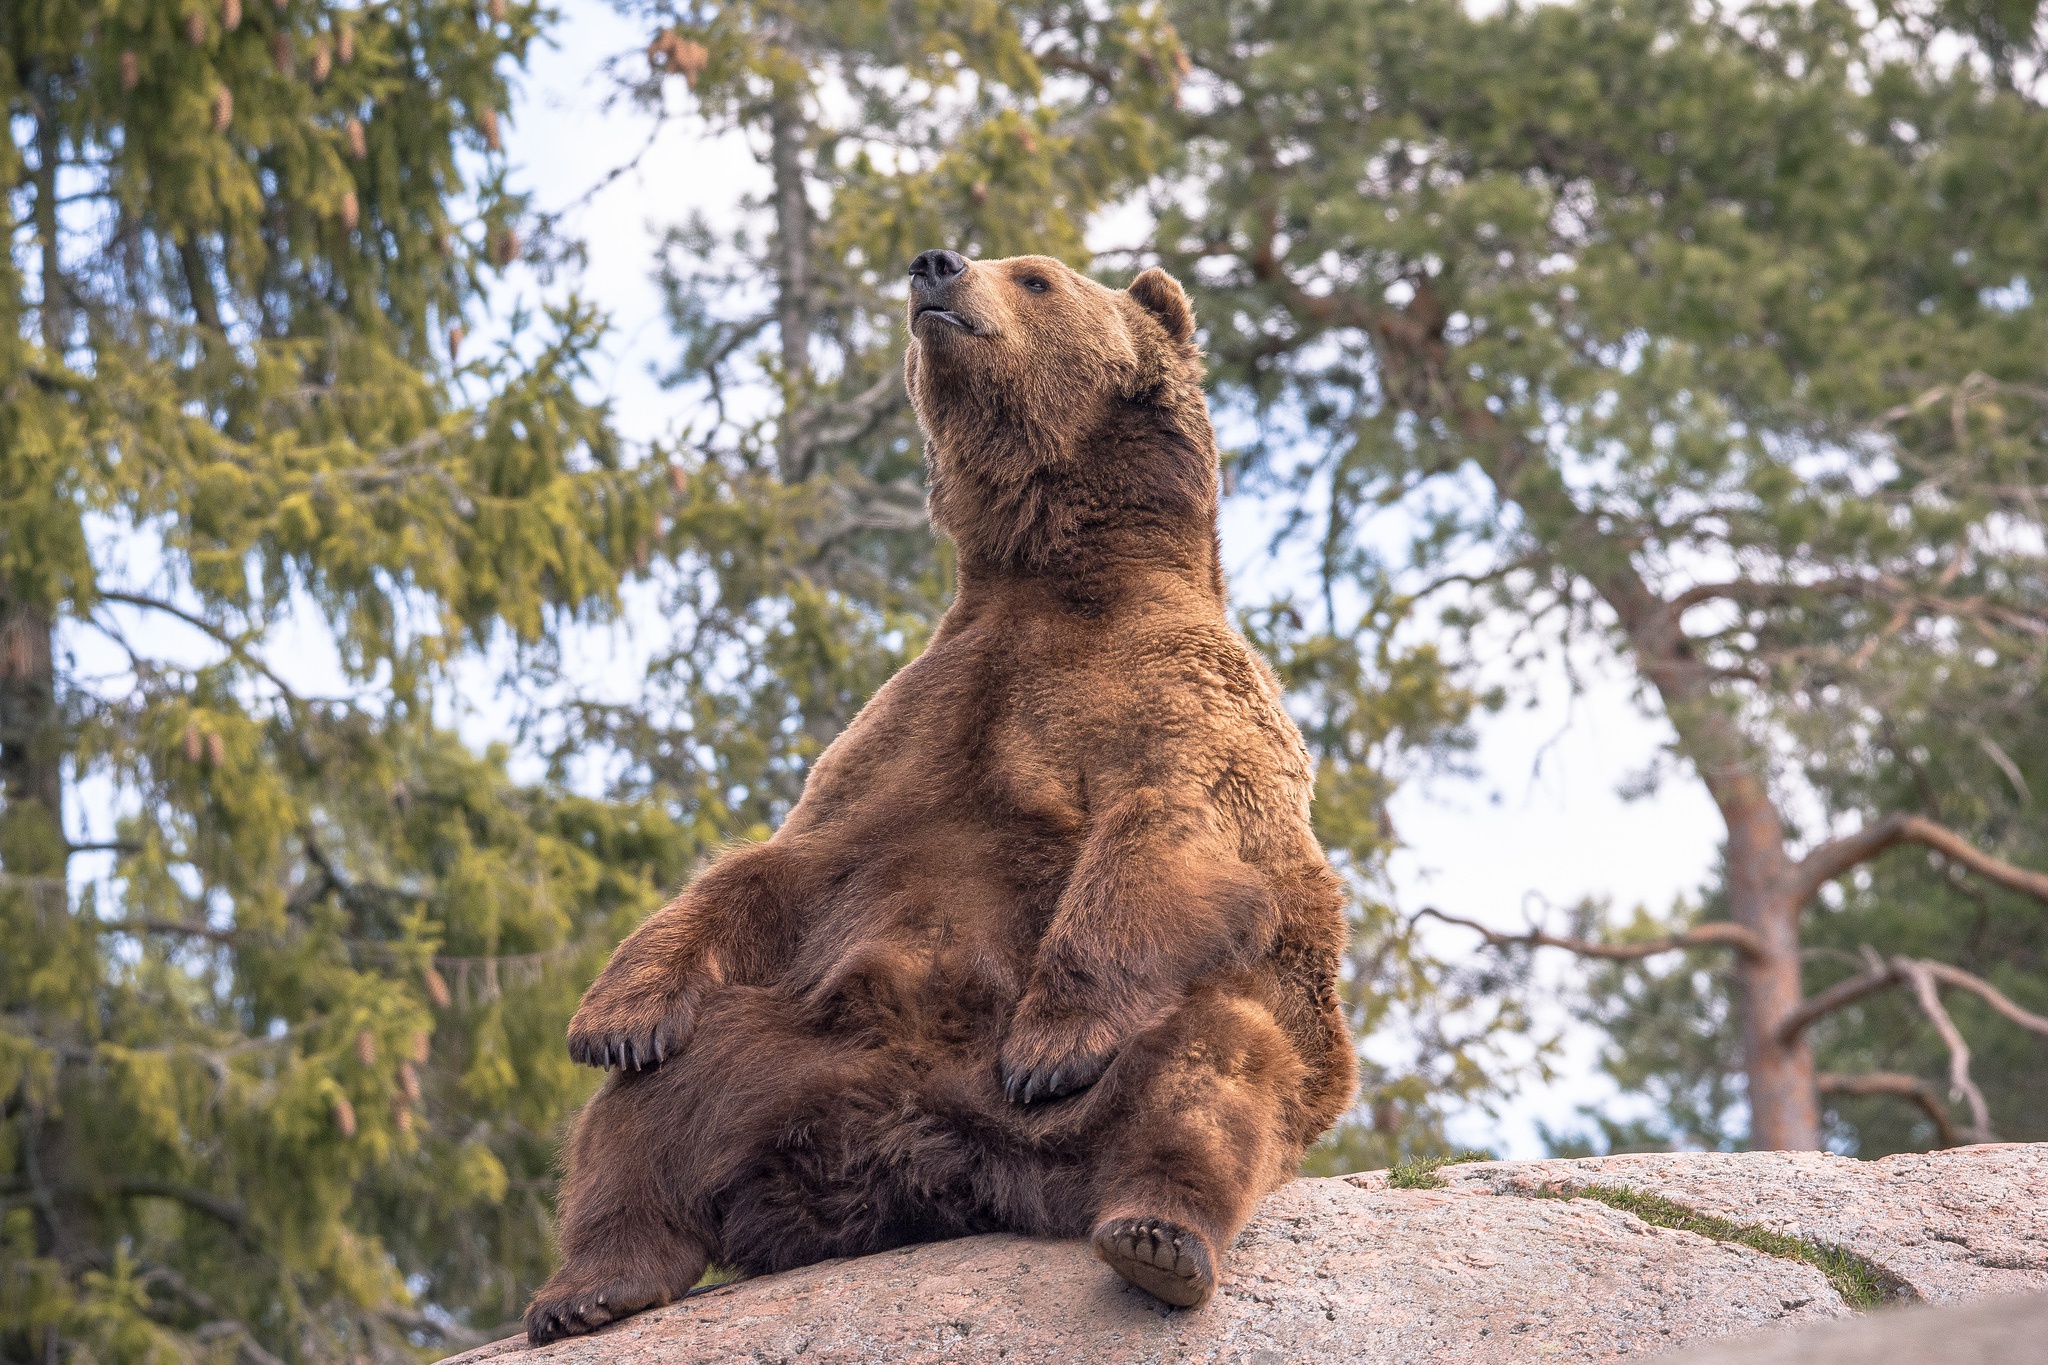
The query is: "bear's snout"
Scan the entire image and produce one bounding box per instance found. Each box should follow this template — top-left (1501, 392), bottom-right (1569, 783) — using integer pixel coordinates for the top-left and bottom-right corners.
top-left (908, 249), bottom-right (968, 285)
top-left (909, 249), bottom-right (979, 337)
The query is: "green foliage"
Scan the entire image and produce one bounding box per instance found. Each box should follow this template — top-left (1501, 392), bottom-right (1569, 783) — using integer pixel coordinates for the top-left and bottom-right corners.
top-left (2, 0), bottom-right (686, 1360)
top-left (1155, 0), bottom-right (2048, 1148)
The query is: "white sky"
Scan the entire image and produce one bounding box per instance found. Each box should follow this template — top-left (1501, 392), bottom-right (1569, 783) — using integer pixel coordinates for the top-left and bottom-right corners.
top-left (484, 6), bottom-right (1729, 1157)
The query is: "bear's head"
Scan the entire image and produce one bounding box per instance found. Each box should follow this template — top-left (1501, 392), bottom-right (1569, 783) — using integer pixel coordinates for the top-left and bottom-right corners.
top-left (903, 251), bottom-right (1219, 596)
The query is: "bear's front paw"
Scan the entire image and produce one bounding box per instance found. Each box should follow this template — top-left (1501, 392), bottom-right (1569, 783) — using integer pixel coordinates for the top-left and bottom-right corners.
top-left (999, 1001), bottom-right (1131, 1105)
top-left (525, 1265), bottom-right (680, 1343)
top-left (565, 988), bottom-right (696, 1072)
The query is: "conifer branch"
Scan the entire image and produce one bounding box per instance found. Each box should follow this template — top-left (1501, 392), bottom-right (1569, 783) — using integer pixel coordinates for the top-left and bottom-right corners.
top-left (1415, 906), bottom-right (1764, 960)
top-left (93, 592), bottom-right (309, 704)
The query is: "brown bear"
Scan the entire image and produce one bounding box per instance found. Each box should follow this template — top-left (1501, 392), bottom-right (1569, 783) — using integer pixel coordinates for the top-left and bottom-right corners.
top-left (523, 251), bottom-right (1356, 1344)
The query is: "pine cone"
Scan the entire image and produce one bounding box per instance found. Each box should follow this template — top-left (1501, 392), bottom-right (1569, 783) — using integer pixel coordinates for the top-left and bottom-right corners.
top-left (393, 1102), bottom-right (413, 1135)
top-left (355, 1029), bottom-right (376, 1067)
top-left (478, 106), bottom-right (501, 151)
top-left (447, 324), bottom-right (464, 358)
top-left (271, 30), bottom-right (292, 75)
top-left (212, 84), bottom-right (234, 132)
top-left (332, 1095), bottom-right (357, 1138)
top-left (346, 116), bottom-right (366, 159)
top-left (410, 1030), bottom-right (432, 1064)
top-left (311, 38), bottom-right (331, 83)
top-left (337, 22), bottom-right (354, 63)
top-left (398, 1061), bottom-right (421, 1101)
top-left (669, 463), bottom-right (688, 494)
top-left (492, 226), bottom-right (519, 266)
top-left (489, 0), bottom-right (507, 22)
top-left (424, 966), bottom-right (452, 1009)
top-left (205, 731), bottom-right (226, 767)
top-left (120, 50), bottom-right (140, 91)
top-left (185, 11), bottom-right (207, 45)
top-left (340, 188), bottom-right (359, 231)
top-left (221, 0), bottom-right (241, 31)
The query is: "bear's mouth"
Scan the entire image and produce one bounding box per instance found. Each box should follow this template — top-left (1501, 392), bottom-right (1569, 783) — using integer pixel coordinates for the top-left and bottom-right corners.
top-left (913, 305), bottom-right (977, 334)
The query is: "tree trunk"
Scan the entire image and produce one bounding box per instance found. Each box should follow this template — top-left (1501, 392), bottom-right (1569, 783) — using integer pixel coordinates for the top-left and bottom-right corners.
top-left (769, 86), bottom-right (814, 484)
top-left (1722, 806), bottom-right (1823, 1150)
top-left (0, 597), bottom-right (64, 881)
top-left (1477, 436), bottom-right (1825, 1148)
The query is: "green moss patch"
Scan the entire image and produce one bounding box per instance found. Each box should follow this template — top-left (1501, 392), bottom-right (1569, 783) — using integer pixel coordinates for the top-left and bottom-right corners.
top-left (1385, 1150), bottom-right (1494, 1189)
top-left (1551, 1183), bottom-right (1901, 1310)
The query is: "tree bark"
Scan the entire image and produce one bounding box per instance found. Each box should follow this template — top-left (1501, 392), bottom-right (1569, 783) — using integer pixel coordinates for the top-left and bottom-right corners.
top-left (0, 596), bottom-right (64, 881)
top-left (769, 86), bottom-right (814, 484)
top-left (1470, 419), bottom-right (1824, 1149)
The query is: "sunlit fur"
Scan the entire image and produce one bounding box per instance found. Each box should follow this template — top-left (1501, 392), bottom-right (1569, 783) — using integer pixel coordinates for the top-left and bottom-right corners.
top-left (525, 256), bottom-right (1355, 1342)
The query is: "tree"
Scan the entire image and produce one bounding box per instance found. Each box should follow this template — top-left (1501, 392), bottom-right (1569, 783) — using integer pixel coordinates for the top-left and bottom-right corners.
top-left (2, 2), bottom-right (690, 1360)
top-left (1158, 0), bottom-right (2048, 1149)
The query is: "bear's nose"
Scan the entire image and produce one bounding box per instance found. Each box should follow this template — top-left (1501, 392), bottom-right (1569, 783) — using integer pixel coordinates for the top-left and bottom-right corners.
top-left (908, 249), bottom-right (968, 289)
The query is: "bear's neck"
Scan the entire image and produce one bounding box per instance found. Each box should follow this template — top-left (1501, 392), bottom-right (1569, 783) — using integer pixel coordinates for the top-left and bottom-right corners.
top-left (949, 524), bottom-right (1226, 622)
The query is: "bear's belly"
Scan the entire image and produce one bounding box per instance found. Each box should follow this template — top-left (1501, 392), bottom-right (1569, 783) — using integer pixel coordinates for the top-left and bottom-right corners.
top-left (779, 820), bottom-right (1067, 1049)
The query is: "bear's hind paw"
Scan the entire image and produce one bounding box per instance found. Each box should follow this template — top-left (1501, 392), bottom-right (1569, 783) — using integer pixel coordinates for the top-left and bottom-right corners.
top-left (1092, 1216), bottom-right (1217, 1309)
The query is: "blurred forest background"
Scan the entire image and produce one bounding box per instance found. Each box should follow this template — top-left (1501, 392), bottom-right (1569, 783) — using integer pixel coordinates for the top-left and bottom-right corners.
top-left (6, 0), bottom-right (2048, 1359)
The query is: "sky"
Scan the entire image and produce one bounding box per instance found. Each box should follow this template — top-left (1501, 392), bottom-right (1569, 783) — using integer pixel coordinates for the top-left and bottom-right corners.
top-left (479, 5), bottom-right (1730, 1157)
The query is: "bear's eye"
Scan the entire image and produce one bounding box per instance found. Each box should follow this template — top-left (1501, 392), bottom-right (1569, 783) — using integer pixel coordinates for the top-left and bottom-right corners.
top-left (1020, 276), bottom-right (1050, 293)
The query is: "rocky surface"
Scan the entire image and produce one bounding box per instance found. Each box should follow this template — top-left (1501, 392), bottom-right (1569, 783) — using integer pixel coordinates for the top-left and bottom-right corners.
top-left (443, 1143), bottom-right (2047, 1365)
top-left (1413, 1141), bottom-right (2048, 1303)
top-left (1653, 1291), bottom-right (2048, 1364)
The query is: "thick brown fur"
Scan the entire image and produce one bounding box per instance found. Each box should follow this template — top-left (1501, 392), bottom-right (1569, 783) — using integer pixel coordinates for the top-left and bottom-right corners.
top-left (526, 255), bottom-right (1356, 1342)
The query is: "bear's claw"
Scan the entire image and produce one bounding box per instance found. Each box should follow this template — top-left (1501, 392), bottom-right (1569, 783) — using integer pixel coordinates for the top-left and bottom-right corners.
top-left (1000, 1048), bottom-right (1109, 1105)
top-left (1093, 1216), bottom-right (1216, 1308)
top-left (565, 1012), bottom-right (689, 1072)
top-left (525, 1270), bottom-right (677, 1343)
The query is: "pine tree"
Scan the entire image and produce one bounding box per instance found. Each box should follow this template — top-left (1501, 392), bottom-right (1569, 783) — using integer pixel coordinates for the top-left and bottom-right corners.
top-left (2, 2), bottom-right (686, 1360)
top-left (1155, 0), bottom-right (2048, 1150)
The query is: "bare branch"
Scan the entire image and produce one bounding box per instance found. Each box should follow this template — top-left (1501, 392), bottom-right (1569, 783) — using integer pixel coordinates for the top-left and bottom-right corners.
top-left (1415, 906), bottom-right (1763, 960)
top-left (1915, 960), bottom-right (2048, 1036)
top-left (1817, 1071), bottom-right (1960, 1148)
top-left (1795, 811), bottom-right (2048, 905)
top-left (1896, 958), bottom-right (1996, 1144)
top-left (1777, 958), bottom-right (1903, 1045)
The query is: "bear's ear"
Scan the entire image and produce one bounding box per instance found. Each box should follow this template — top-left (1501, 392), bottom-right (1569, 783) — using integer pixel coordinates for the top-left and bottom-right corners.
top-left (1127, 267), bottom-right (1195, 345)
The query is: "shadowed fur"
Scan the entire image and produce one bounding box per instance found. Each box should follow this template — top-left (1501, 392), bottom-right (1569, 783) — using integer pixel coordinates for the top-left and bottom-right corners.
top-left (527, 255), bottom-right (1356, 1342)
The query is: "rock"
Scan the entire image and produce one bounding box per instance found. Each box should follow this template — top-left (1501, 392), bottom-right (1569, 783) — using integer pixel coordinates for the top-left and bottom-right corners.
top-left (440, 1144), bottom-right (2048, 1365)
top-left (1649, 1291), bottom-right (2048, 1364)
top-left (1417, 1142), bottom-right (2048, 1303)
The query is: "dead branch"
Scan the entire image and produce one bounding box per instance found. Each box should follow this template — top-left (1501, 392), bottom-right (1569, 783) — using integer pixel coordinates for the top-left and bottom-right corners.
top-left (1415, 907), bottom-right (1763, 961)
top-left (1817, 1071), bottom-right (1961, 1148)
top-left (1777, 957), bottom-right (1903, 1045)
top-left (1794, 811), bottom-right (2048, 905)
top-left (1896, 958), bottom-right (1996, 1144)
top-left (1915, 960), bottom-right (2048, 1036)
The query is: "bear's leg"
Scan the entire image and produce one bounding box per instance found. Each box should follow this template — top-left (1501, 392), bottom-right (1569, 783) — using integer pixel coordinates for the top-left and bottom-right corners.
top-left (1084, 986), bottom-right (1308, 1309)
top-left (525, 1069), bottom-right (710, 1344)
